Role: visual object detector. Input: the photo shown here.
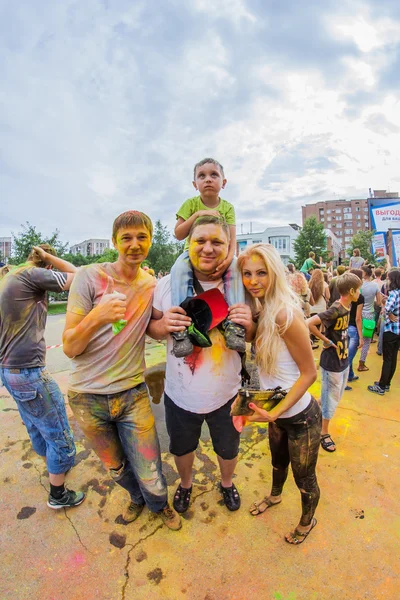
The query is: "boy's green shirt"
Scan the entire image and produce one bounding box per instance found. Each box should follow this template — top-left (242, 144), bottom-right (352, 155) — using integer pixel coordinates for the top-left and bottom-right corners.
top-left (176, 195), bottom-right (236, 250)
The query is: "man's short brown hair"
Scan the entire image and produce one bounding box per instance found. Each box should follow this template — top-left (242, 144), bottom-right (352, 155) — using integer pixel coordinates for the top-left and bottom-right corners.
top-left (112, 211), bottom-right (153, 241)
top-left (188, 215), bottom-right (230, 242)
top-left (337, 272), bottom-right (362, 296)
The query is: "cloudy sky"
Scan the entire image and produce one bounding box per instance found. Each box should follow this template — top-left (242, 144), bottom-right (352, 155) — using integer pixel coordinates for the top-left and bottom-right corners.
top-left (2, 0), bottom-right (400, 246)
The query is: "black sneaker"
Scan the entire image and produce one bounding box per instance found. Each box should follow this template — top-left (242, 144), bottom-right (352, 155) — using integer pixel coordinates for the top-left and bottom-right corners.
top-left (374, 381), bottom-right (390, 392)
top-left (224, 321), bottom-right (246, 353)
top-left (172, 329), bottom-right (193, 358)
top-left (173, 484), bottom-right (192, 513)
top-left (219, 482), bottom-right (241, 511)
top-left (47, 488), bottom-right (85, 510)
top-left (367, 384), bottom-right (385, 396)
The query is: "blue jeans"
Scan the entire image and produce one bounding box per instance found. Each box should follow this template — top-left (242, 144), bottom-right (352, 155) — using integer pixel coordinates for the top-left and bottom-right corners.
top-left (0, 367), bottom-right (76, 474)
top-left (170, 251), bottom-right (246, 306)
top-left (347, 325), bottom-right (359, 380)
top-left (320, 366), bottom-right (349, 420)
top-left (67, 383), bottom-right (168, 512)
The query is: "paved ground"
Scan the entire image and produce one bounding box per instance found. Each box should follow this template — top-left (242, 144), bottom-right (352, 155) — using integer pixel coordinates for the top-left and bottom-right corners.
top-left (1, 318), bottom-right (399, 600)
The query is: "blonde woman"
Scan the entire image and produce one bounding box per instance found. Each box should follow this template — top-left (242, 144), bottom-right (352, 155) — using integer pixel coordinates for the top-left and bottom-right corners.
top-left (233, 244), bottom-right (320, 545)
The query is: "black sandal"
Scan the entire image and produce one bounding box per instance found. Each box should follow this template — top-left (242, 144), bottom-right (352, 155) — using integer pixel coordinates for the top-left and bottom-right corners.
top-left (320, 434), bottom-right (336, 452)
top-left (219, 482), bottom-right (241, 511)
top-left (173, 484), bottom-right (192, 513)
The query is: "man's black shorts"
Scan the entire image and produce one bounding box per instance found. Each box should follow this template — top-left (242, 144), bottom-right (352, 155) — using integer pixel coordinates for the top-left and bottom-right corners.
top-left (164, 393), bottom-right (240, 460)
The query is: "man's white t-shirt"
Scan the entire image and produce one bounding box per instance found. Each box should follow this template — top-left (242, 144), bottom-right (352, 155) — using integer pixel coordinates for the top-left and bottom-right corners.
top-left (153, 275), bottom-right (242, 414)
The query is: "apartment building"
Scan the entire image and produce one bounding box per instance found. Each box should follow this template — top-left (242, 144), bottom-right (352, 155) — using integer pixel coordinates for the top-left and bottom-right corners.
top-left (70, 238), bottom-right (110, 257)
top-left (302, 198), bottom-right (370, 258)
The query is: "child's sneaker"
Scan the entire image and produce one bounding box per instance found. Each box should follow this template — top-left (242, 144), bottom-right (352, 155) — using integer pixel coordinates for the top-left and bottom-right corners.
top-left (47, 488), bottom-right (85, 509)
top-left (171, 330), bottom-right (193, 358)
top-left (156, 504), bottom-right (182, 530)
top-left (224, 321), bottom-right (246, 353)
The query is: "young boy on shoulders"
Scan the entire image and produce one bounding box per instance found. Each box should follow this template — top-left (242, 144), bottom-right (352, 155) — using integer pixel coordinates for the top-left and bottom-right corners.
top-left (170, 158), bottom-right (245, 357)
top-left (307, 272), bottom-right (362, 453)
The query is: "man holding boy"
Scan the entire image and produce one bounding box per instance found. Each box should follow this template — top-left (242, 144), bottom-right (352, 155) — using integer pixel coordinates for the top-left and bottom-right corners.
top-left (170, 158), bottom-right (246, 357)
top-left (307, 272), bottom-right (362, 453)
top-left (62, 211), bottom-right (181, 530)
top-left (148, 215), bottom-right (254, 514)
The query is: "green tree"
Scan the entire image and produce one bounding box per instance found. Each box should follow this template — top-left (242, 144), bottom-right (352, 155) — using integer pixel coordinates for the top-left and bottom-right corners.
top-left (293, 216), bottom-right (328, 268)
top-left (62, 252), bottom-right (91, 267)
top-left (96, 248), bottom-right (118, 263)
top-left (346, 230), bottom-right (378, 265)
top-left (146, 220), bottom-right (182, 274)
top-left (10, 222), bottom-right (69, 265)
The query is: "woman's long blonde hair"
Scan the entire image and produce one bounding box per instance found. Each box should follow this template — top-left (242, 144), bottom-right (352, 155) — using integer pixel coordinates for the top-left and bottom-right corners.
top-left (237, 243), bottom-right (301, 376)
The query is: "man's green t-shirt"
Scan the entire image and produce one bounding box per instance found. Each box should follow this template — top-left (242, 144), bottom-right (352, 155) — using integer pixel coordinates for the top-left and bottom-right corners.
top-left (177, 196), bottom-right (236, 250)
top-left (300, 257), bottom-right (315, 274)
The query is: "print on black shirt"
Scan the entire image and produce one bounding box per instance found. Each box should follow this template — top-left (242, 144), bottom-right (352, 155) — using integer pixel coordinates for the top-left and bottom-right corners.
top-left (318, 301), bottom-right (350, 373)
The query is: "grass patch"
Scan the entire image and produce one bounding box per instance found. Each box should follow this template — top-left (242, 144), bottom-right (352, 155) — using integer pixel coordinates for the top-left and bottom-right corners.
top-left (48, 302), bottom-right (67, 315)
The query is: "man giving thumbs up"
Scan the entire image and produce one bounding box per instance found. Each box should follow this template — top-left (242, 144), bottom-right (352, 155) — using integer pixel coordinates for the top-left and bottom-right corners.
top-left (63, 211), bottom-right (181, 530)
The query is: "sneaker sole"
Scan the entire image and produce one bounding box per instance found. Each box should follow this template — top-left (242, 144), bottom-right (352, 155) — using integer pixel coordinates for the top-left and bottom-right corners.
top-left (47, 496), bottom-right (85, 510)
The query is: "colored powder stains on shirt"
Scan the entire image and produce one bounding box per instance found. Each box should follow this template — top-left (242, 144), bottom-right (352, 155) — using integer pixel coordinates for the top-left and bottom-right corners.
top-left (184, 346), bottom-right (203, 374)
top-left (0, 265), bottom-right (66, 368)
top-left (154, 275), bottom-right (241, 413)
top-left (209, 329), bottom-right (226, 374)
top-left (68, 263), bottom-right (156, 394)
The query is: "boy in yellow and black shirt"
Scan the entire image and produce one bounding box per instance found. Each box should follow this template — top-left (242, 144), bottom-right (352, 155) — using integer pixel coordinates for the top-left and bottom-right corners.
top-left (307, 272), bottom-right (362, 453)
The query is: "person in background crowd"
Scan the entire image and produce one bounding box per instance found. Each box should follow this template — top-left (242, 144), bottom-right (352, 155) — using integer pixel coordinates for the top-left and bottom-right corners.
top-left (377, 275), bottom-right (390, 356)
top-left (288, 271), bottom-right (314, 319)
top-left (345, 269), bottom-right (364, 391)
top-left (309, 270), bottom-right (330, 346)
top-left (372, 267), bottom-right (384, 344)
top-left (349, 248), bottom-right (365, 269)
top-left (328, 265), bottom-right (346, 306)
top-left (358, 265), bottom-right (382, 372)
top-left (368, 269), bottom-right (400, 395)
top-left (287, 263), bottom-right (295, 274)
top-left (300, 252), bottom-right (320, 281)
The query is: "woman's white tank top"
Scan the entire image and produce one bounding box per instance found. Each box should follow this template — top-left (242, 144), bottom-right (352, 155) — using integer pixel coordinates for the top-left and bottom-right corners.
top-left (258, 338), bottom-right (311, 418)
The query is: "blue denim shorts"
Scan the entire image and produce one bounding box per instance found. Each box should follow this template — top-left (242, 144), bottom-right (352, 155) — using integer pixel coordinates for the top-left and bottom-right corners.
top-left (0, 367), bottom-right (76, 474)
top-left (320, 366), bottom-right (349, 420)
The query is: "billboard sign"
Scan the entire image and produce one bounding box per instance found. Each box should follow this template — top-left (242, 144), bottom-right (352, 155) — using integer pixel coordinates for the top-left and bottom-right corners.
top-left (371, 232), bottom-right (387, 260)
top-left (392, 231), bottom-right (400, 268)
top-left (370, 201), bottom-right (400, 232)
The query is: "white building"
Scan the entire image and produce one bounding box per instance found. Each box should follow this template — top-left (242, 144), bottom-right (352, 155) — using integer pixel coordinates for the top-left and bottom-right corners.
top-left (70, 239), bottom-right (110, 257)
top-left (236, 225), bottom-right (301, 264)
top-left (0, 237), bottom-right (12, 261)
